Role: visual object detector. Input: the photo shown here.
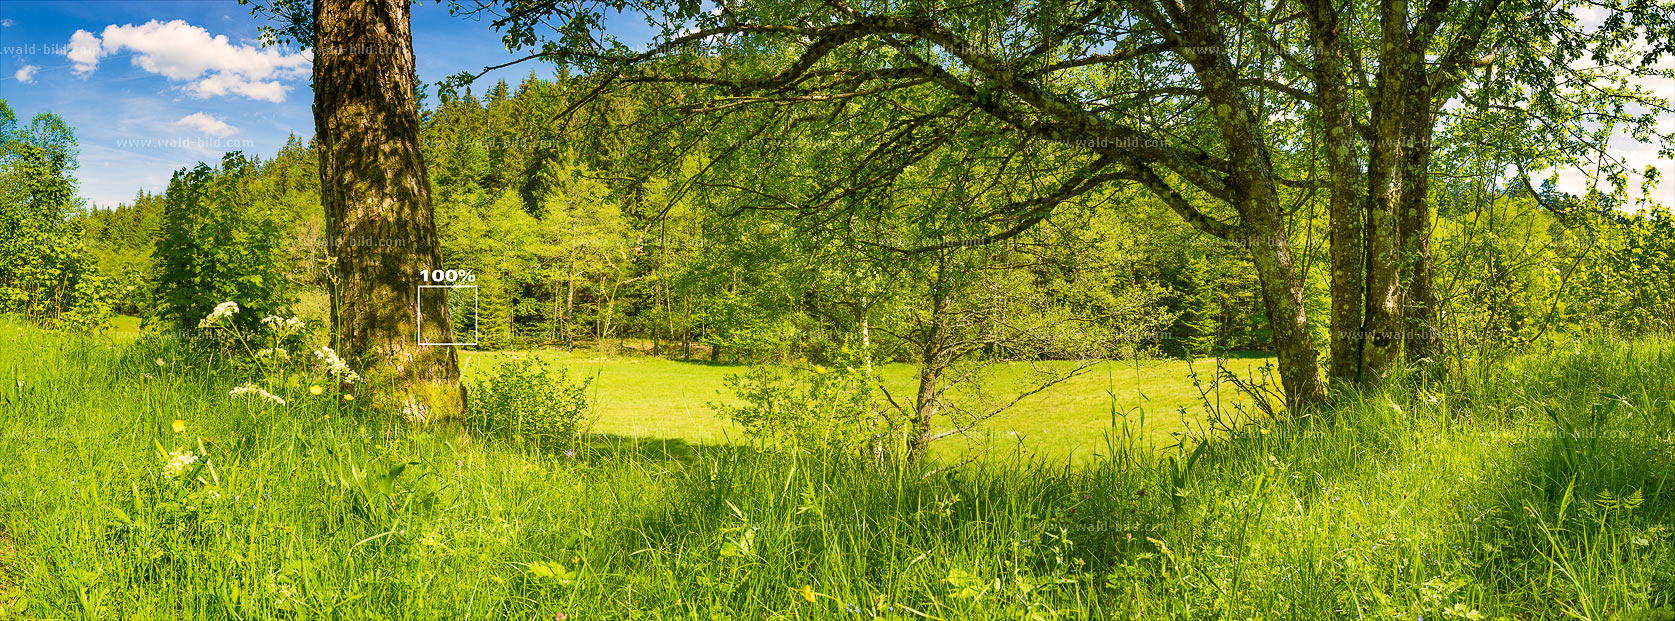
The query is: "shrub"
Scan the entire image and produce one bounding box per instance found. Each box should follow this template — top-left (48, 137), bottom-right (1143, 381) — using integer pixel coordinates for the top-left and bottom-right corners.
top-left (716, 356), bottom-right (876, 456)
top-left (467, 357), bottom-right (592, 454)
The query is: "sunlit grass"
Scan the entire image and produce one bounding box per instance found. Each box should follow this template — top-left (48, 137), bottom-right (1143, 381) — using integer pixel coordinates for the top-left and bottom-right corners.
top-left (461, 349), bottom-right (1280, 462)
top-left (2, 319), bottom-right (1672, 619)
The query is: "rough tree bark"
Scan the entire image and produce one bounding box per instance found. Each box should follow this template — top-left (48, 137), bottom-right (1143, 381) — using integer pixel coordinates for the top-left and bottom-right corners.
top-left (1399, 67), bottom-right (1441, 364)
top-left (1396, 0), bottom-right (1508, 365)
top-left (314, 0), bottom-right (463, 420)
top-left (907, 256), bottom-right (953, 461)
top-left (1359, 0), bottom-right (1411, 383)
top-left (1173, 2), bottom-right (1328, 410)
top-left (1369, 0), bottom-right (1503, 373)
top-left (1305, 0), bottom-right (1369, 388)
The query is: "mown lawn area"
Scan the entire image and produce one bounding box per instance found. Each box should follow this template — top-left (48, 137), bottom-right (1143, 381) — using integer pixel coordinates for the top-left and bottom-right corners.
top-left (460, 349), bottom-right (1280, 462)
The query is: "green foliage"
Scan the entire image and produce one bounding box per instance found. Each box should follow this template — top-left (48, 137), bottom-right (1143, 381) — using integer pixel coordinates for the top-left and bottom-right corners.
top-left (674, 212), bottom-right (820, 362)
top-left (1429, 189), bottom-right (1561, 347)
top-left (1177, 258), bottom-right (1222, 359)
top-left (0, 99), bottom-right (114, 329)
top-left (1570, 206), bottom-right (1675, 334)
top-left (467, 356), bottom-right (593, 453)
top-left (151, 153), bottom-right (295, 335)
top-left (716, 347), bottom-right (877, 455)
top-left (78, 191), bottom-right (165, 316)
top-left (475, 270), bottom-right (516, 350)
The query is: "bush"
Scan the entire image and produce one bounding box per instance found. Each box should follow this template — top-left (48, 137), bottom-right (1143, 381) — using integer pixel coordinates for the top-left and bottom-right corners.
top-left (467, 357), bottom-right (592, 454)
top-left (715, 355), bottom-right (876, 456)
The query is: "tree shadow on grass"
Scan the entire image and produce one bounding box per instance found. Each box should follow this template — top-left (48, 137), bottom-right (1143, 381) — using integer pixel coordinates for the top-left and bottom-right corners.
top-left (661, 357), bottom-right (752, 369)
top-left (545, 444), bottom-right (1173, 596)
top-left (573, 432), bottom-right (759, 465)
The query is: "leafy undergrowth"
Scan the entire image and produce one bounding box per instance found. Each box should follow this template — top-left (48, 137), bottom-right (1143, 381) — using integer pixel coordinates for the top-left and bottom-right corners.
top-left (1, 321), bottom-right (1672, 620)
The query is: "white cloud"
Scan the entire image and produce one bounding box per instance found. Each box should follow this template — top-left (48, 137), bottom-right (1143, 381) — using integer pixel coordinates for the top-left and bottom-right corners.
top-left (61, 20), bottom-right (310, 102)
top-left (175, 112), bottom-right (238, 137)
top-left (189, 71), bottom-right (291, 102)
top-left (1, 19), bottom-right (15, 28)
top-left (67, 30), bottom-right (103, 76)
top-left (13, 65), bottom-right (38, 84)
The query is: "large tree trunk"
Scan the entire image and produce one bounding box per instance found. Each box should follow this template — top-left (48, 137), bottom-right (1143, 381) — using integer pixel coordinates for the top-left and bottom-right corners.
top-left (1359, 0), bottom-right (1409, 382)
top-left (1306, 0), bottom-right (1368, 389)
top-left (1174, 4), bottom-right (1326, 411)
top-left (1244, 217), bottom-right (1328, 412)
top-left (314, 0), bottom-right (462, 420)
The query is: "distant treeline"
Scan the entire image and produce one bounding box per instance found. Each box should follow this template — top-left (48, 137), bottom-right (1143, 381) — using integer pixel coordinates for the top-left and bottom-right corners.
top-left (18, 73), bottom-right (1664, 364)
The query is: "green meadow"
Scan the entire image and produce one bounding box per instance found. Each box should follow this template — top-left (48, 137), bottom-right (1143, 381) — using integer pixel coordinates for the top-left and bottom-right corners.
top-left (459, 349), bottom-right (1281, 463)
top-left (5, 0), bottom-right (1674, 617)
top-left (3, 320), bottom-right (1673, 619)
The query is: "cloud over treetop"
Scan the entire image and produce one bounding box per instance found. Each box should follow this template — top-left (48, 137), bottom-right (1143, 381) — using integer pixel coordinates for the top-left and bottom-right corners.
top-left (175, 112), bottom-right (239, 138)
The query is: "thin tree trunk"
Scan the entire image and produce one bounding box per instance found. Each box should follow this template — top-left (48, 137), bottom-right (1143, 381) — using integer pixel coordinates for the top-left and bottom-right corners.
top-left (907, 276), bottom-right (950, 462)
top-left (606, 272), bottom-right (626, 354)
top-left (1400, 58), bottom-right (1441, 365)
top-left (313, 0), bottom-right (461, 420)
top-left (549, 259), bottom-right (562, 343)
top-left (596, 271), bottom-right (607, 356)
top-left (860, 297), bottom-right (884, 462)
top-left (564, 253), bottom-right (576, 350)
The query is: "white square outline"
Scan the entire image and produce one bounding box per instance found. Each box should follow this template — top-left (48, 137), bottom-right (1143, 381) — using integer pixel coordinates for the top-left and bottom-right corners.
top-left (417, 285), bottom-right (478, 345)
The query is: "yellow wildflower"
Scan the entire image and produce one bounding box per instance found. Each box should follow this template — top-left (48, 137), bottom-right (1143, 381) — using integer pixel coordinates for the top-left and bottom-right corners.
top-left (172, 419), bottom-right (186, 433)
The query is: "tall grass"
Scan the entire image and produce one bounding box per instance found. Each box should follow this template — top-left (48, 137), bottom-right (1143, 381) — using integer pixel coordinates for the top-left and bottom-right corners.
top-left (1, 322), bottom-right (1671, 619)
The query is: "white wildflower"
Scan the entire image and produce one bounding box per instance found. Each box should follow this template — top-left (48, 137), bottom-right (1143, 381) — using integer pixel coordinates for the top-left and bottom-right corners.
top-left (198, 301), bottom-right (240, 328)
top-left (255, 348), bottom-right (289, 361)
top-left (261, 315), bottom-right (305, 338)
top-left (314, 346), bottom-right (361, 383)
top-left (162, 450), bottom-right (199, 478)
top-left (230, 382), bottom-right (286, 406)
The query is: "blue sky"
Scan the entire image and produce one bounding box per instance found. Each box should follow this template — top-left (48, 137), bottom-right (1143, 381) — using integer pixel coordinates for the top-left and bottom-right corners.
top-left (0, 0), bottom-right (650, 208)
